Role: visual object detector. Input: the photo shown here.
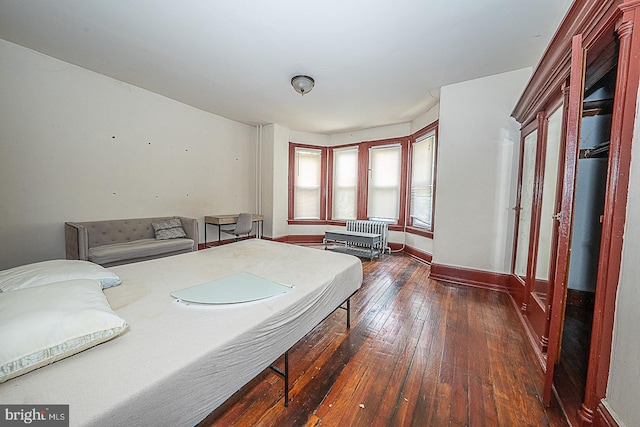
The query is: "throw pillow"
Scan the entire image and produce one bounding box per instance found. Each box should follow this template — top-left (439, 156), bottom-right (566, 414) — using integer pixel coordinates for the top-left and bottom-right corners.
top-left (152, 218), bottom-right (187, 240)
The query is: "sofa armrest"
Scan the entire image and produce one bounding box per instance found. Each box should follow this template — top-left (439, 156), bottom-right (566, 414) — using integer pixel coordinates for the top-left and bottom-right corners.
top-left (179, 217), bottom-right (199, 250)
top-left (65, 222), bottom-right (89, 260)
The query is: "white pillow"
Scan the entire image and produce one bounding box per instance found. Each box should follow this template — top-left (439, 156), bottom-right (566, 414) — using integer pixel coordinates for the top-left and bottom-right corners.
top-left (0, 279), bottom-right (128, 383)
top-left (0, 259), bottom-right (122, 292)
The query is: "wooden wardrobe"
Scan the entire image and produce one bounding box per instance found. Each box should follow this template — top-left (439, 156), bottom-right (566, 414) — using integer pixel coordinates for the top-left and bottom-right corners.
top-left (510, 0), bottom-right (640, 425)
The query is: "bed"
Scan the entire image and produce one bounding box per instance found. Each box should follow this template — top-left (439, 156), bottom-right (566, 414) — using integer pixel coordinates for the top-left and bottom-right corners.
top-left (0, 239), bottom-right (362, 426)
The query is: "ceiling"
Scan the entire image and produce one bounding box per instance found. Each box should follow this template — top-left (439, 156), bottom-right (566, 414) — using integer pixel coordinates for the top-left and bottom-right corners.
top-left (0, 0), bottom-right (573, 135)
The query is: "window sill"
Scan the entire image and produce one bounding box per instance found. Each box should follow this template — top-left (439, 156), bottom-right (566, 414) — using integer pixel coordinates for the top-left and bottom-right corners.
top-left (286, 220), bottom-right (433, 239)
top-left (406, 226), bottom-right (433, 239)
top-left (288, 219), bottom-right (327, 225)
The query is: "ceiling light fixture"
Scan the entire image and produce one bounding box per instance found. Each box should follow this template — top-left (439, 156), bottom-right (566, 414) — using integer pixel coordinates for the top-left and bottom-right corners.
top-left (291, 75), bottom-right (315, 96)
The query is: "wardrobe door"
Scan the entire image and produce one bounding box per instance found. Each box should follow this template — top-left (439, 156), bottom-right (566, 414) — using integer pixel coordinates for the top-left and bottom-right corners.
top-left (531, 105), bottom-right (565, 350)
top-left (543, 34), bottom-right (586, 405)
top-left (513, 128), bottom-right (538, 291)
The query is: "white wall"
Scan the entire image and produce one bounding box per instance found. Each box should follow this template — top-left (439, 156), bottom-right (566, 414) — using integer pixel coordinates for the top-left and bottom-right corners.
top-left (433, 68), bottom-right (531, 273)
top-left (0, 39), bottom-right (256, 269)
top-left (410, 106), bottom-right (440, 134)
top-left (258, 124), bottom-right (275, 238)
top-left (605, 84), bottom-right (640, 426)
top-left (328, 123), bottom-right (410, 145)
top-left (271, 124), bottom-right (292, 239)
top-left (258, 123), bottom-right (298, 240)
top-left (290, 130), bottom-right (331, 147)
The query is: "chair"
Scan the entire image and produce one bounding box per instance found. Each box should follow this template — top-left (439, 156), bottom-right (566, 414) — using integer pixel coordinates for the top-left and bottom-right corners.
top-left (231, 213), bottom-right (253, 241)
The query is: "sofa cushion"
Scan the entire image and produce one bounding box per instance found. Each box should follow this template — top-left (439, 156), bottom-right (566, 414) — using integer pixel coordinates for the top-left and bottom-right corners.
top-left (88, 238), bottom-right (194, 266)
top-left (152, 218), bottom-right (187, 240)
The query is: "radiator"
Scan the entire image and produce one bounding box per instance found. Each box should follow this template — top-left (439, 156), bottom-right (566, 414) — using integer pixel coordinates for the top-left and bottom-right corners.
top-left (346, 220), bottom-right (390, 254)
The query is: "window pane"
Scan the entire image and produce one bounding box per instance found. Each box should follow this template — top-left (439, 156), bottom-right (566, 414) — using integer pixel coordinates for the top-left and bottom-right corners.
top-left (294, 148), bottom-right (321, 219)
top-left (515, 130), bottom-right (538, 277)
top-left (410, 134), bottom-right (435, 228)
top-left (368, 145), bottom-right (401, 221)
top-left (332, 147), bottom-right (358, 220)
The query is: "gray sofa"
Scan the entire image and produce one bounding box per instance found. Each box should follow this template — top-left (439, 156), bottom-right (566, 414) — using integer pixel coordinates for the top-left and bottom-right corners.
top-left (65, 216), bottom-right (198, 267)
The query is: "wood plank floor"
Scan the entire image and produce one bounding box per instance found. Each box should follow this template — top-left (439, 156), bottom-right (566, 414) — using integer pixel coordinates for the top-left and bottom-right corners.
top-left (199, 250), bottom-right (568, 426)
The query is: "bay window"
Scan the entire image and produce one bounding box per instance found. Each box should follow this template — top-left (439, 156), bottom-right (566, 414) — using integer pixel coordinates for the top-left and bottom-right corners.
top-left (288, 121), bottom-right (437, 237)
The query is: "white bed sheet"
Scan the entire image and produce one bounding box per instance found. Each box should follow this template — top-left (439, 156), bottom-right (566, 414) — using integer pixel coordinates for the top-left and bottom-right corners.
top-left (0, 240), bottom-right (362, 426)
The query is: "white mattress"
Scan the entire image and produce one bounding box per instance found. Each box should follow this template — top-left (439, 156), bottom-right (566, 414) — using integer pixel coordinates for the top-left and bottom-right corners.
top-left (0, 240), bottom-right (362, 426)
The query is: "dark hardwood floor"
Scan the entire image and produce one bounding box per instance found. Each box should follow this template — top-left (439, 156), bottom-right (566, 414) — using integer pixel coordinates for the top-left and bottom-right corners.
top-left (199, 250), bottom-right (568, 426)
